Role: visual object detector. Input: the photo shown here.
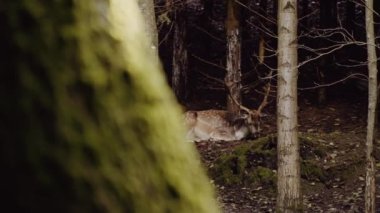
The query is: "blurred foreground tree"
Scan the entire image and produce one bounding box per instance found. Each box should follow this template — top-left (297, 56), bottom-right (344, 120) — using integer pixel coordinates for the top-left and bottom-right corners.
top-left (0, 0), bottom-right (219, 212)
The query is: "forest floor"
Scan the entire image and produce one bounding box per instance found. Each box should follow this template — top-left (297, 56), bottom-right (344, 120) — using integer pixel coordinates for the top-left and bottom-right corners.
top-left (195, 99), bottom-right (380, 212)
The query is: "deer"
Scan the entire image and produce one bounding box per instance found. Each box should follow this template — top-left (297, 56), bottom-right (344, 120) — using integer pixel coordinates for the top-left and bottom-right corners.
top-left (184, 83), bottom-right (271, 142)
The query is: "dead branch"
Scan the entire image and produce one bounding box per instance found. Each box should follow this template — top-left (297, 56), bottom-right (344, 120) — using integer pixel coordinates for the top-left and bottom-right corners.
top-left (298, 73), bottom-right (368, 91)
top-left (191, 54), bottom-right (226, 71)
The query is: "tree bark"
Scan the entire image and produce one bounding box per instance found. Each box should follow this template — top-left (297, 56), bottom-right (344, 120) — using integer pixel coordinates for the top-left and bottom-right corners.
top-left (225, 0), bottom-right (242, 114)
top-left (0, 0), bottom-right (219, 212)
top-left (172, 3), bottom-right (188, 103)
top-left (276, 0), bottom-right (302, 212)
top-left (365, 0), bottom-right (377, 212)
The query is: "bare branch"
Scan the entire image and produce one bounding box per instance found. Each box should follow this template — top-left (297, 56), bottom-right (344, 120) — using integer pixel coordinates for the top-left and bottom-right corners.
top-left (298, 73), bottom-right (368, 91)
top-left (190, 54), bottom-right (226, 70)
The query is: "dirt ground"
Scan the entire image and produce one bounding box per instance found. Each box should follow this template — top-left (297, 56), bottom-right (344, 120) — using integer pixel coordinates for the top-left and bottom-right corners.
top-left (195, 99), bottom-right (380, 212)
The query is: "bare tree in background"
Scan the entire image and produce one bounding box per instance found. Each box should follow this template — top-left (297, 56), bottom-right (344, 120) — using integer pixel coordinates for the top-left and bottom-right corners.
top-left (172, 1), bottom-right (189, 103)
top-left (276, 0), bottom-right (302, 212)
top-left (316, 0), bottom-right (337, 107)
top-left (364, 0), bottom-right (377, 212)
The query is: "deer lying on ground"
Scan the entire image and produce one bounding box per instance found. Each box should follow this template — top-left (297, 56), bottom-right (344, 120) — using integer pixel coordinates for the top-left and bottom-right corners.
top-left (184, 109), bottom-right (261, 141)
top-left (184, 84), bottom-right (270, 142)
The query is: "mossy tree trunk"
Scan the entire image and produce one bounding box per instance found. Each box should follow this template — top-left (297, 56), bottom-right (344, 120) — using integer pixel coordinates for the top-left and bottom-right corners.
top-left (276, 0), bottom-right (302, 212)
top-left (0, 0), bottom-right (219, 212)
top-left (365, 0), bottom-right (377, 212)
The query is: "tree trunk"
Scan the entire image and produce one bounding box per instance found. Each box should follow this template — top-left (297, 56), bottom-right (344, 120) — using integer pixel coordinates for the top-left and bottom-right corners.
top-left (345, 0), bottom-right (356, 36)
top-left (276, 0), bottom-right (302, 212)
top-left (172, 4), bottom-right (188, 103)
top-left (258, 0), bottom-right (267, 65)
top-left (225, 0), bottom-right (242, 114)
top-left (317, 0), bottom-right (337, 107)
top-left (316, 66), bottom-right (326, 106)
top-left (138, 0), bottom-right (159, 53)
top-left (0, 0), bottom-right (219, 212)
top-left (365, 0), bottom-right (377, 212)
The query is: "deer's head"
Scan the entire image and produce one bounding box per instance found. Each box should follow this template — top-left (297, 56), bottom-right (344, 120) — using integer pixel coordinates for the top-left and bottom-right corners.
top-left (229, 83), bottom-right (271, 138)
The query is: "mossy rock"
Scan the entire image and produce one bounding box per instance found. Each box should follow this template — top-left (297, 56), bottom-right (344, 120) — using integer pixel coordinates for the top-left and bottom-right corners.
top-left (301, 160), bottom-right (327, 182)
top-left (324, 160), bottom-right (365, 184)
top-left (211, 134), bottom-right (329, 187)
top-left (246, 166), bottom-right (276, 186)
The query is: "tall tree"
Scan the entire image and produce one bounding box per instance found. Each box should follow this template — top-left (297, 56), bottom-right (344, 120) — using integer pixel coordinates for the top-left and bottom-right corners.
top-left (258, 0), bottom-right (268, 65)
top-left (345, 0), bottom-right (356, 36)
top-left (364, 0), bottom-right (377, 212)
top-left (0, 0), bottom-right (219, 212)
top-left (225, 0), bottom-right (242, 114)
top-left (276, 0), bottom-right (302, 212)
top-left (138, 0), bottom-right (159, 53)
top-left (317, 0), bottom-right (337, 106)
top-left (172, 1), bottom-right (189, 103)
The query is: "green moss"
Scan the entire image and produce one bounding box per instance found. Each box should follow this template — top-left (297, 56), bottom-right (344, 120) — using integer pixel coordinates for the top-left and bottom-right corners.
top-left (301, 161), bottom-right (326, 182)
top-left (247, 166), bottom-right (276, 185)
top-left (326, 160), bottom-right (365, 182)
top-left (299, 134), bottom-right (327, 159)
top-left (212, 135), bottom-right (277, 187)
top-left (213, 155), bottom-right (243, 185)
top-left (212, 134), bottom-right (332, 187)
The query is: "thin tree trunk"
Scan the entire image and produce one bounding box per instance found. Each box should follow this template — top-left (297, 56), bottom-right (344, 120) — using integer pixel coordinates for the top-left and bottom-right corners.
top-left (345, 0), bottom-right (356, 36)
top-left (317, 0), bottom-right (337, 107)
top-left (258, 0), bottom-right (267, 65)
top-left (225, 0), bottom-right (242, 114)
top-left (138, 0), bottom-right (159, 53)
top-left (276, 0), bottom-right (302, 212)
top-left (365, 0), bottom-right (377, 212)
top-left (0, 0), bottom-right (219, 212)
top-left (172, 4), bottom-right (188, 103)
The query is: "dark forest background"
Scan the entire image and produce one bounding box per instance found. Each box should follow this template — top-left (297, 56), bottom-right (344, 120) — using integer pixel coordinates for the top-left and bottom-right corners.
top-left (155, 0), bottom-right (380, 110)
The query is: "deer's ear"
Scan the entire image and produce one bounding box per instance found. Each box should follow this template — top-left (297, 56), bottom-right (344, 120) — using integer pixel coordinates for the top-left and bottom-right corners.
top-left (185, 111), bottom-right (198, 119)
top-left (238, 110), bottom-right (249, 118)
